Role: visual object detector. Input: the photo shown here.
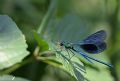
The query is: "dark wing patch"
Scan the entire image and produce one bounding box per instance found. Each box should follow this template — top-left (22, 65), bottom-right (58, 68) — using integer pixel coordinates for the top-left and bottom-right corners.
top-left (72, 30), bottom-right (107, 54)
top-left (80, 41), bottom-right (107, 54)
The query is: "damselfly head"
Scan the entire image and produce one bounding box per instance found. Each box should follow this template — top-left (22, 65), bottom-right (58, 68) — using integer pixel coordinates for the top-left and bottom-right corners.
top-left (60, 42), bottom-right (64, 46)
top-left (60, 41), bottom-right (68, 46)
top-left (59, 41), bottom-right (72, 48)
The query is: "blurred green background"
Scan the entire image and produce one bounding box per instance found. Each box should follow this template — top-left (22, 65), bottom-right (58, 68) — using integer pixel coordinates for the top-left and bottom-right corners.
top-left (0, 0), bottom-right (120, 81)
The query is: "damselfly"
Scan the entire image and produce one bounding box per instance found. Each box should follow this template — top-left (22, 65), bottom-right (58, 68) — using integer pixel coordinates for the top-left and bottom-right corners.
top-left (59, 30), bottom-right (113, 67)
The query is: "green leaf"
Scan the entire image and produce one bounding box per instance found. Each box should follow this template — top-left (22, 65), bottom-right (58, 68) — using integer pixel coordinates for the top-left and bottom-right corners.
top-left (49, 42), bottom-right (85, 81)
top-left (33, 31), bottom-right (49, 52)
top-left (35, 41), bottom-right (86, 81)
top-left (0, 75), bottom-right (30, 81)
top-left (85, 67), bottom-right (114, 81)
top-left (0, 15), bottom-right (29, 70)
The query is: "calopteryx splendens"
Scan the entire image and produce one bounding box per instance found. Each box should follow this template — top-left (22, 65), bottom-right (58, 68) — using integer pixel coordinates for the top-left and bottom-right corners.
top-left (59, 30), bottom-right (113, 67)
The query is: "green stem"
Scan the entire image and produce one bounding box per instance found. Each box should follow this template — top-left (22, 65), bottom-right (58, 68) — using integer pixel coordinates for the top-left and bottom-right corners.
top-left (108, 0), bottom-right (120, 81)
top-left (37, 0), bottom-right (57, 34)
top-left (0, 56), bottom-right (34, 75)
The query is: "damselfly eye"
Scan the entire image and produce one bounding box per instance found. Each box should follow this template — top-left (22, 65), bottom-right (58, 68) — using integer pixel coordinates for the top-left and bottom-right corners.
top-left (60, 43), bottom-right (64, 46)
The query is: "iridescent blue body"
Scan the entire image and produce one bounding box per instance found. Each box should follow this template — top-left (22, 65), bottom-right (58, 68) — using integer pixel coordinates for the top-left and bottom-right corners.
top-left (60, 30), bottom-right (113, 67)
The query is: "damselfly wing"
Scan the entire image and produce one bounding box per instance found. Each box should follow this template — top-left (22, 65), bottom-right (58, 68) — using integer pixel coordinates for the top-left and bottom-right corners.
top-left (72, 30), bottom-right (107, 54)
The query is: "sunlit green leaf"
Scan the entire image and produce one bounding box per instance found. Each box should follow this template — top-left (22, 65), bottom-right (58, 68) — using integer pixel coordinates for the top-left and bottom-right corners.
top-left (0, 75), bottom-right (30, 81)
top-left (85, 67), bottom-right (114, 81)
top-left (33, 31), bottom-right (49, 52)
top-left (0, 15), bottom-right (29, 70)
top-left (48, 42), bottom-right (85, 81)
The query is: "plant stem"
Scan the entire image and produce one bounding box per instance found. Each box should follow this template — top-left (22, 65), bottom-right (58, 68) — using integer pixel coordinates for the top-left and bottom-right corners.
top-left (37, 0), bottom-right (57, 34)
top-left (108, 0), bottom-right (120, 81)
top-left (0, 56), bottom-right (34, 75)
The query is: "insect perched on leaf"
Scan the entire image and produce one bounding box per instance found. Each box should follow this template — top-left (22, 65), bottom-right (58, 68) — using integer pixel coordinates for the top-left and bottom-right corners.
top-left (59, 30), bottom-right (113, 67)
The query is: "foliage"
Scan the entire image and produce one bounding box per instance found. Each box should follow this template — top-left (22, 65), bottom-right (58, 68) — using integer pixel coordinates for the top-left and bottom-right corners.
top-left (0, 0), bottom-right (120, 81)
top-left (0, 15), bottom-right (29, 70)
